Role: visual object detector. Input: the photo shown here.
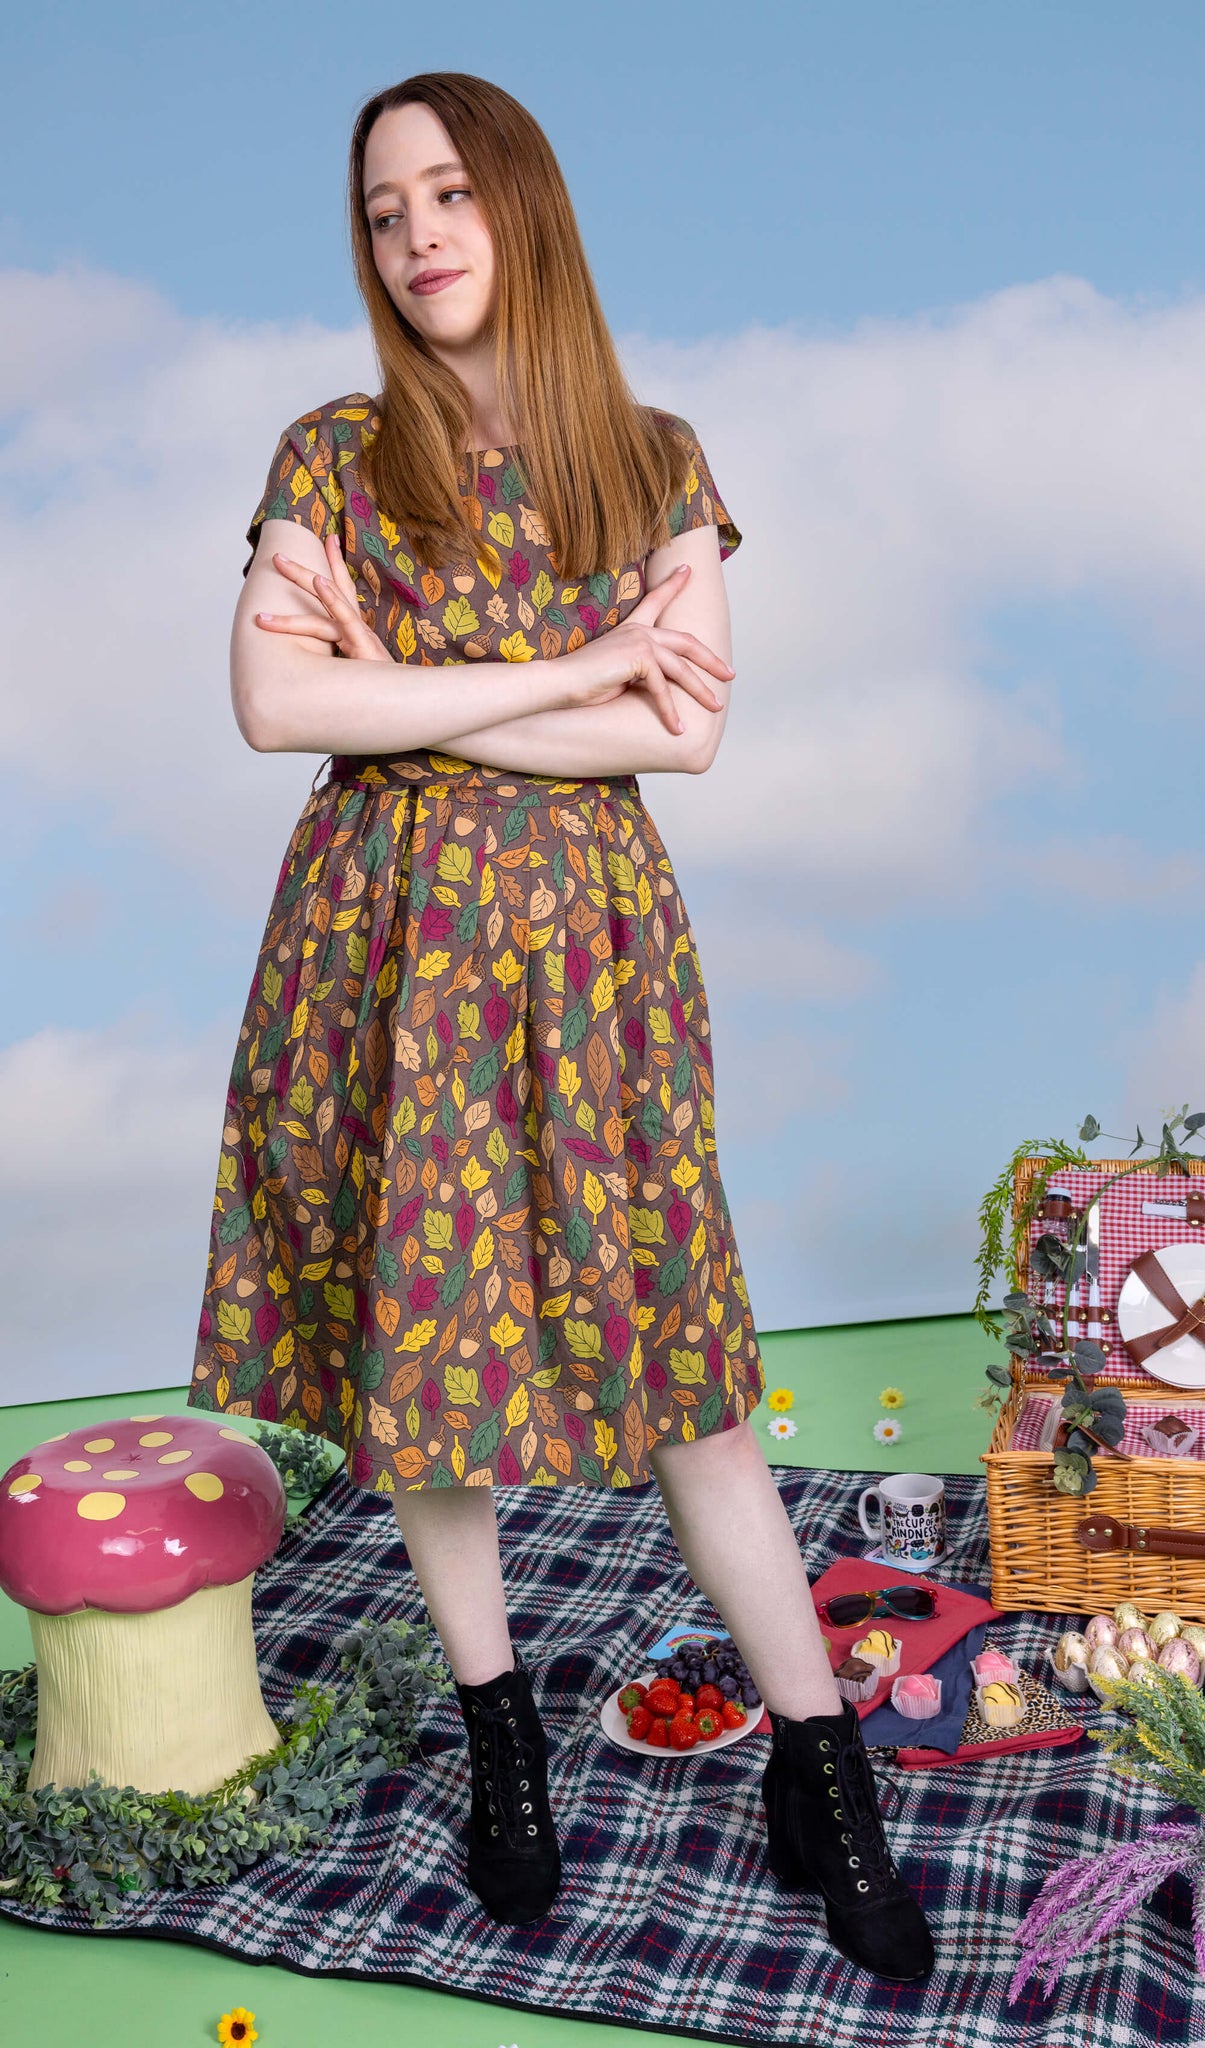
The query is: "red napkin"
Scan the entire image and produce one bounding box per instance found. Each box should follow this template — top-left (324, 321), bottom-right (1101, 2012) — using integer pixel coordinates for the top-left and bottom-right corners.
top-left (895, 1723), bottom-right (1083, 1768)
top-left (808, 1557), bottom-right (1005, 1718)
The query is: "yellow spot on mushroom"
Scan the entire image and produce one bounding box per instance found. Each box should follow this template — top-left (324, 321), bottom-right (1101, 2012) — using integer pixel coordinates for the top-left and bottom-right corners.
top-left (139, 1432), bottom-right (174, 1447)
top-left (64, 1460), bottom-right (93, 1473)
top-left (42, 1434), bottom-right (68, 1444)
top-left (218, 1429), bottom-right (245, 1441)
top-left (83, 1439), bottom-right (116, 1454)
top-left (158, 1449), bottom-right (193, 1464)
top-left (102, 1469), bottom-right (139, 1481)
top-left (8, 1474), bottom-right (41, 1496)
top-left (128, 1414), bottom-right (164, 1422)
top-left (77, 1492), bottom-right (126, 1521)
top-left (184, 1472), bottom-right (225, 1502)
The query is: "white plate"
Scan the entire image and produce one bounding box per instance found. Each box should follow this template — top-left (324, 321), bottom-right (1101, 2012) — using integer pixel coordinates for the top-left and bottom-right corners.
top-left (598, 1671), bottom-right (765, 1758)
top-left (1117, 1245), bottom-right (1205, 1387)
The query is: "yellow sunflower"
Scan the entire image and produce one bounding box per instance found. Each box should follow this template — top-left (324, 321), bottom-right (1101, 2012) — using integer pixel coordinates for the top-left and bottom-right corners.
top-left (767, 1388), bottom-right (794, 1413)
top-left (879, 1387), bottom-right (905, 1410)
top-left (217, 2012), bottom-right (258, 2046)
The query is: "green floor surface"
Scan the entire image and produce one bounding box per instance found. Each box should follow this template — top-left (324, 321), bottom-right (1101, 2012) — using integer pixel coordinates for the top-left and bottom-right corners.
top-left (0, 1312), bottom-right (999, 2048)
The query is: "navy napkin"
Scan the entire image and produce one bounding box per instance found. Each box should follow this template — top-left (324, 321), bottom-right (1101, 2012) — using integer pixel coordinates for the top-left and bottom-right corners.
top-left (860, 1577), bottom-right (997, 1753)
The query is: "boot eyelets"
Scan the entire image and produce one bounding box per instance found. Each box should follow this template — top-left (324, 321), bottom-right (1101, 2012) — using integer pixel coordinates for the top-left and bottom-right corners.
top-left (819, 1740), bottom-right (831, 1752)
top-left (848, 1856), bottom-right (859, 1868)
top-left (520, 1780), bottom-right (529, 1790)
top-left (522, 1802), bottom-right (532, 1813)
top-left (527, 1824), bottom-right (537, 1836)
top-left (490, 1824), bottom-right (498, 1836)
top-left (856, 1880), bottom-right (869, 1893)
top-left (822, 1762), bottom-right (835, 1774)
top-left (828, 1786), bottom-right (839, 1798)
top-left (507, 1717), bottom-right (516, 1727)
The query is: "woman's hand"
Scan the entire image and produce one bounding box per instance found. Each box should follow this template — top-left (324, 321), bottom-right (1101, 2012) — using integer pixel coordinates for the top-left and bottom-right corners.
top-left (254, 533), bottom-right (394, 662)
top-left (556, 564), bottom-right (733, 732)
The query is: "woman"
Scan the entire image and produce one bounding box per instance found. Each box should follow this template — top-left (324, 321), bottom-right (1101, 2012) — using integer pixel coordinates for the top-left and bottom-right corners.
top-left (188, 72), bottom-right (934, 1983)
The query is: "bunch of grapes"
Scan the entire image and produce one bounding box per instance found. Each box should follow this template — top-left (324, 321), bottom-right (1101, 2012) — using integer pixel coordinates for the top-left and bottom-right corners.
top-left (653, 1635), bottom-right (761, 1709)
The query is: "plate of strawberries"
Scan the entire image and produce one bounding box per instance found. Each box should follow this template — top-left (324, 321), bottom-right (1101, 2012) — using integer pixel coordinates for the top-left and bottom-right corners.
top-left (600, 1636), bottom-right (764, 1756)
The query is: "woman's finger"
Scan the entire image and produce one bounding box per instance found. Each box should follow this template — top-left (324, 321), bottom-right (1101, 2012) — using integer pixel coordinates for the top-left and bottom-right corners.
top-left (632, 562), bottom-right (692, 623)
top-left (660, 652), bottom-right (724, 708)
top-left (255, 609), bottom-right (340, 641)
top-left (649, 626), bottom-right (734, 678)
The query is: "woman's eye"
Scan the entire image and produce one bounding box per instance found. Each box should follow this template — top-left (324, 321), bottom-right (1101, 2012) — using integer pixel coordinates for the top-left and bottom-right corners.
top-left (371, 190), bottom-right (469, 231)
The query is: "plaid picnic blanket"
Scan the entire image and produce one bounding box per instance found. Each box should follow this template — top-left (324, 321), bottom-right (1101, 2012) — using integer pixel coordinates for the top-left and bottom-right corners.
top-left (3, 1464), bottom-right (1204, 2047)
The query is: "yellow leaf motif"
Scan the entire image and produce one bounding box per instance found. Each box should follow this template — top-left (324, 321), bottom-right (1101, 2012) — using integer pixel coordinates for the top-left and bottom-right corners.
top-left (423, 1210), bottom-right (453, 1249)
top-left (262, 961), bottom-right (283, 1005)
top-left (690, 1219), bottom-right (707, 1264)
top-left (396, 1317), bottom-right (439, 1354)
top-left (629, 1207), bottom-right (667, 1245)
top-left (451, 1436), bottom-right (466, 1480)
top-left (531, 1364), bottom-right (562, 1387)
top-left (499, 631), bottom-right (535, 662)
top-left (505, 1384), bottom-right (530, 1431)
top-left (670, 1349), bottom-right (706, 1382)
top-left (443, 1364), bottom-right (481, 1408)
top-left (557, 1056), bottom-right (581, 1105)
top-left (681, 1417), bottom-right (696, 1442)
top-left (340, 1377), bottom-right (355, 1422)
top-left (471, 1227), bottom-right (495, 1273)
top-left (436, 843), bottom-right (473, 885)
top-left (416, 949), bottom-right (451, 980)
top-left (216, 1301), bottom-right (251, 1345)
top-left (492, 950), bottom-right (525, 989)
top-left (463, 1155), bottom-right (492, 1190)
top-left (458, 1000), bottom-right (481, 1041)
top-left (594, 1418), bottom-right (618, 1469)
top-left (475, 544), bottom-right (502, 589)
top-left (396, 612), bottom-right (417, 659)
top-left (566, 1318), bottom-right (602, 1361)
top-left (608, 852), bottom-right (636, 892)
top-left (648, 1007), bottom-right (673, 1046)
top-left (671, 1157), bottom-right (701, 1190)
top-left (490, 1312), bottom-right (524, 1351)
top-left (539, 1289), bottom-right (572, 1318)
top-left (451, 1067), bottom-right (465, 1111)
top-left (582, 1172), bottom-right (606, 1221)
top-left (488, 510), bottom-right (515, 548)
top-left (217, 1153), bottom-right (238, 1192)
top-left (273, 1331), bottom-right (295, 1369)
top-left (267, 1264), bottom-right (290, 1299)
top-left (590, 968), bottom-right (614, 1018)
top-left (216, 1370), bottom-right (229, 1406)
top-left (479, 862), bottom-right (495, 903)
top-left (443, 594), bottom-right (479, 639)
top-left (531, 570), bottom-right (554, 613)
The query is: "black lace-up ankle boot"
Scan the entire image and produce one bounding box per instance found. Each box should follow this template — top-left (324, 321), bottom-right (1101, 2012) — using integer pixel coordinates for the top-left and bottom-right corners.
top-left (761, 1698), bottom-right (935, 1981)
top-left (454, 1645), bottom-right (561, 1924)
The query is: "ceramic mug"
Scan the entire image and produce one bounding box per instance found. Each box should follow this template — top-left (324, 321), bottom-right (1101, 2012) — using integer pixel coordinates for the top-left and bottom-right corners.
top-left (857, 1472), bottom-right (946, 1564)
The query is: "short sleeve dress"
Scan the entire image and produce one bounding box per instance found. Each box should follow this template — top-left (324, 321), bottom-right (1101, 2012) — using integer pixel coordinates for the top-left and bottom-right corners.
top-left (187, 390), bottom-right (765, 1495)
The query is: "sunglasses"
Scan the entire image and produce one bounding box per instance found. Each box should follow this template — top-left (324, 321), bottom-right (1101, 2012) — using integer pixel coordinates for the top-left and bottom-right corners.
top-left (818, 1587), bottom-right (938, 1628)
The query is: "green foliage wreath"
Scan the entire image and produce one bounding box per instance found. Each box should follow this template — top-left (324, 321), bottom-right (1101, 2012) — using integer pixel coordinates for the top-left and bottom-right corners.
top-left (0, 1616), bottom-right (453, 1925)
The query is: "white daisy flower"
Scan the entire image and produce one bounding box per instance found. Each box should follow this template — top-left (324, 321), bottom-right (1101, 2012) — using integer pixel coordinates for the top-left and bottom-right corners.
top-left (873, 1418), bottom-right (903, 1444)
top-left (768, 1416), bottom-right (797, 1440)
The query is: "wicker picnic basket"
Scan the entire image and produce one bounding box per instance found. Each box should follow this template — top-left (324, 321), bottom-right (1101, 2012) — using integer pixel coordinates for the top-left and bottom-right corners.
top-left (981, 1155), bottom-right (1205, 1619)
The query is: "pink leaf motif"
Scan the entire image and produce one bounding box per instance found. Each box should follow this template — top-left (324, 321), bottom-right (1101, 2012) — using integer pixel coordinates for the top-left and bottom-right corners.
top-left (566, 944), bottom-right (592, 993)
top-left (603, 1306), bottom-right (630, 1362)
top-left (484, 992), bottom-right (511, 1042)
top-left (667, 1197), bottom-right (693, 1246)
top-left (498, 1440), bottom-right (522, 1485)
top-left (408, 1275), bottom-right (439, 1310)
top-left (421, 1377), bottom-right (442, 1413)
top-left (352, 1442), bottom-right (373, 1485)
top-left (507, 550), bottom-right (531, 589)
top-left (708, 1334), bottom-right (724, 1382)
top-left (455, 1202), bottom-right (475, 1250)
top-left (645, 1358), bottom-right (667, 1392)
top-left (484, 1353), bottom-right (509, 1408)
top-left (578, 604), bottom-right (600, 634)
top-left (256, 1302), bottom-right (280, 1347)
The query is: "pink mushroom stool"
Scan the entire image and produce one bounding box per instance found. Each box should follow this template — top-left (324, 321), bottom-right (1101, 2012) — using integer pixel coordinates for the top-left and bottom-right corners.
top-left (0, 1412), bottom-right (287, 1795)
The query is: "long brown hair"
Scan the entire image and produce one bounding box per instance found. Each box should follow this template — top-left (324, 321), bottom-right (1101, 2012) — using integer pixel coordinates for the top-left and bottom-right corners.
top-left (347, 73), bottom-right (692, 578)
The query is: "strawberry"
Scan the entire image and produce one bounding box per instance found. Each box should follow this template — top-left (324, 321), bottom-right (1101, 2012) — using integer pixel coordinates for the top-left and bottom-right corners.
top-left (644, 1681), bottom-right (681, 1718)
top-left (694, 1708), bottom-right (723, 1740)
top-left (617, 1683), bottom-right (647, 1713)
top-left (676, 1692), bottom-right (696, 1715)
top-left (694, 1683), bottom-right (724, 1711)
top-left (646, 1717), bottom-right (670, 1748)
top-left (669, 1714), bottom-right (700, 1751)
top-left (720, 1699), bottom-right (748, 1730)
top-left (626, 1704), bottom-right (652, 1740)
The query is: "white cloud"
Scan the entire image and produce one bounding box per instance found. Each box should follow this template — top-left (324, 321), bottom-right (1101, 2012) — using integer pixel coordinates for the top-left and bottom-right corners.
top-left (0, 1019), bottom-right (235, 1400)
top-left (1120, 963), bottom-right (1205, 1126)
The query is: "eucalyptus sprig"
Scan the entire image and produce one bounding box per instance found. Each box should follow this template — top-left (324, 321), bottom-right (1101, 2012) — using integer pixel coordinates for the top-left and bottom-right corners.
top-left (0, 1615), bottom-right (453, 1925)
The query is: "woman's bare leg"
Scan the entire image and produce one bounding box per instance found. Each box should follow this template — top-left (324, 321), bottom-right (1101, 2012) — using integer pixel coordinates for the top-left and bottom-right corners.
top-left (391, 1486), bottom-right (514, 1686)
top-left (649, 1417), bottom-right (842, 1719)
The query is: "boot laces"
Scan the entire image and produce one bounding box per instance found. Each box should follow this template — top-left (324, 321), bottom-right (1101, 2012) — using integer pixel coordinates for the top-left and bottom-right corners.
top-left (472, 1697), bottom-right (539, 1850)
top-left (835, 1739), bottom-right (897, 1886)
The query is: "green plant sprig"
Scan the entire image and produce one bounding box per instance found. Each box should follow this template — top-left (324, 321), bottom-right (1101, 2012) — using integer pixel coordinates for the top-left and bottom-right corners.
top-left (0, 1615), bottom-right (453, 1925)
top-left (1090, 1662), bottom-right (1205, 1817)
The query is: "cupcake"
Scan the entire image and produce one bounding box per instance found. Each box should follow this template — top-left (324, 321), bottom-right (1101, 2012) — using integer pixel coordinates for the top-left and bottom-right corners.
top-left (977, 1680), bottom-right (1027, 1729)
top-left (834, 1654), bottom-right (880, 1704)
top-left (851, 1628), bottom-right (901, 1676)
top-left (1142, 1415), bottom-right (1198, 1457)
top-left (971, 1648), bottom-right (1019, 1687)
top-left (891, 1672), bottom-right (942, 1719)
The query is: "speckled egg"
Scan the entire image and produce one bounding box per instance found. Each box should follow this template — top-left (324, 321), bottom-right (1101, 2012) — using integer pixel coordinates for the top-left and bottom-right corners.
top-left (1085, 1615), bottom-right (1119, 1651)
top-left (1113, 1603), bottom-right (1147, 1632)
top-left (1157, 1638), bottom-right (1202, 1685)
top-left (1088, 1646), bottom-right (1127, 1682)
top-left (1054, 1631), bottom-right (1090, 1672)
top-left (1149, 1612), bottom-right (1184, 1650)
top-left (1117, 1627), bottom-right (1156, 1663)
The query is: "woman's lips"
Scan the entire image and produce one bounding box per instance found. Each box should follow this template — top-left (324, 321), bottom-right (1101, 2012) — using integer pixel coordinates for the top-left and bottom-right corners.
top-left (409, 271), bottom-right (465, 295)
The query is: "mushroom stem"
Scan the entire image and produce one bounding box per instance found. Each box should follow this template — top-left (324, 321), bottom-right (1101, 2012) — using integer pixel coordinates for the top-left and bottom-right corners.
top-left (27, 1573), bottom-right (280, 1796)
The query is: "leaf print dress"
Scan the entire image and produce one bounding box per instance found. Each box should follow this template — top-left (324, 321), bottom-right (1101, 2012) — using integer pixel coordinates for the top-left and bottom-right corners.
top-left (187, 390), bottom-right (766, 1495)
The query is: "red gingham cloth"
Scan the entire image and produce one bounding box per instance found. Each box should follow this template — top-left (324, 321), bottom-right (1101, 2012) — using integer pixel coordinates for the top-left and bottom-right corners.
top-left (1024, 1167), bottom-right (1205, 1384)
top-left (1008, 1388), bottom-right (1205, 1456)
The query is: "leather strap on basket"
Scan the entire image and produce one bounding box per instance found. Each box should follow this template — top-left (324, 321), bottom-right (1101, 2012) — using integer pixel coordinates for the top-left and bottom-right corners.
top-left (1077, 1511), bottom-right (1205, 1560)
top-left (1123, 1249), bottom-right (1205, 1366)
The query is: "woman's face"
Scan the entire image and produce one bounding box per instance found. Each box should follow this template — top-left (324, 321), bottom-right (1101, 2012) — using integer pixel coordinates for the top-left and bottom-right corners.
top-left (363, 102), bottom-right (496, 354)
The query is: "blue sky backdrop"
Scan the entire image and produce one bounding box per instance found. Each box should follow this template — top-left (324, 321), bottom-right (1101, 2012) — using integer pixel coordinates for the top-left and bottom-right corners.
top-left (5, 1), bottom-right (1205, 1396)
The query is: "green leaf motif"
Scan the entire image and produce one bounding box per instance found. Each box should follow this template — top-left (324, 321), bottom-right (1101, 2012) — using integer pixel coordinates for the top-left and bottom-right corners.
top-left (566, 1210), bottom-right (592, 1261)
top-left (363, 825), bottom-right (389, 872)
top-left (561, 1000), bottom-right (588, 1050)
top-left (333, 1183), bottom-right (356, 1228)
top-left (597, 1368), bottom-right (625, 1415)
top-left (377, 1246), bottom-right (399, 1286)
top-left (469, 1048), bottom-right (500, 1094)
top-left (659, 1249), bottom-right (687, 1297)
top-left (324, 1282), bottom-right (356, 1322)
top-left (469, 1412), bottom-right (502, 1463)
top-left (440, 1257), bottom-right (468, 1308)
top-left (219, 1203), bottom-right (252, 1245)
top-left (697, 1391), bottom-right (723, 1435)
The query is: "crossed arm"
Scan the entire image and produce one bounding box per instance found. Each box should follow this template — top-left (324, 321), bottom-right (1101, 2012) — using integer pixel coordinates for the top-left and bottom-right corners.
top-left (234, 518), bottom-right (735, 778)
